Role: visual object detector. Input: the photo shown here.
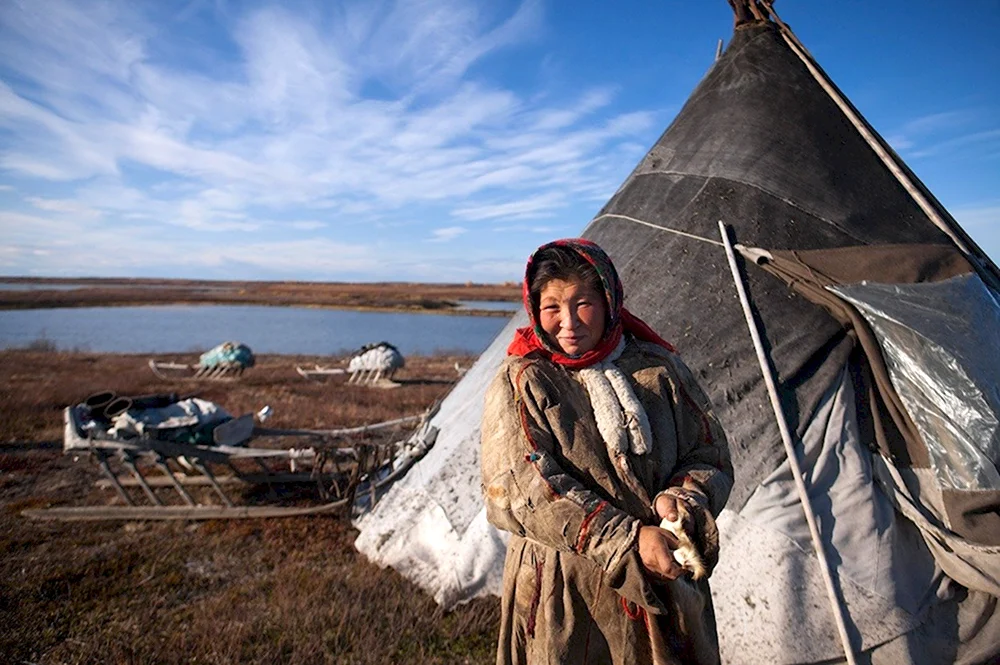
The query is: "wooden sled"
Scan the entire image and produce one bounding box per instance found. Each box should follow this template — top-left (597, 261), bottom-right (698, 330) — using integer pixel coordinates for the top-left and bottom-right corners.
top-left (149, 359), bottom-right (248, 381)
top-left (23, 404), bottom-right (436, 521)
top-left (295, 364), bottom-right (401, 388)
top-left (295, 364), bottom-right (346, 380)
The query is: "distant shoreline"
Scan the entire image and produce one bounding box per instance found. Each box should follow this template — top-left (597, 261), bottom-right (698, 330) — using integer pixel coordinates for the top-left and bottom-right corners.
top-left (0, 277), bottom-right (521, 316)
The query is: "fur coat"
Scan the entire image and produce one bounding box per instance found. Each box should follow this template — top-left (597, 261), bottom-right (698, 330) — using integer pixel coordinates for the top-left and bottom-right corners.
top-left (481, 338), bottom-right (733, 665)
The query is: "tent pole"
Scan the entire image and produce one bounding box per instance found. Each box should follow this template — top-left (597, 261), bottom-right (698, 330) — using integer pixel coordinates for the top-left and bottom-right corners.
top-left (718, 221), bottom-right (858, 665)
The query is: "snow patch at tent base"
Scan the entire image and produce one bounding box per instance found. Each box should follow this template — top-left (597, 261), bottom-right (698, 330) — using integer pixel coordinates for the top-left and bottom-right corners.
top-left (353, 316), bottom-right (521, 607)
top-left (355, 500), bottom-right (507, 607)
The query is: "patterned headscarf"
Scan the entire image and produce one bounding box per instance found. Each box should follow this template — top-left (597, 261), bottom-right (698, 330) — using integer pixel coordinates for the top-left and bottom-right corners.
top-left (507, 238), bottom-right (674, 368)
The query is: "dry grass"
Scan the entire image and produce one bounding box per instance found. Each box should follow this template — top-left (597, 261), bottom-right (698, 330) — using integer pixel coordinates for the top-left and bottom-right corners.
top-left (0, 349), bottom-right (500, 664)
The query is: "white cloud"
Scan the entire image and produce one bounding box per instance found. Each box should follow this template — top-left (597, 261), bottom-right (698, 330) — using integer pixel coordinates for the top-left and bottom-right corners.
top-left (430, 226), bottom-right (467, 242)
top-left (491, 223), bottom-right (562, 234)
top-left (290, 220), bottom-right (327, 230)
top-left (0, 209), bottom-right (93, 240)
top-left (900, 110), bottom-right (977, 135)
top-left (26, 196), bottom-right (103, 218)
top-left (885, 107), bottom-right (1000, 162)
top-left (0, 0), bottom-right (663, 279)
top-left (195, 238), bottom-right (380, 275)
top-left (909, 128), bottom-right (1000, 160)
top-left (952, 204), bottom-right (1000, 264)
top-left (884, 134), bottom-right (914, 151)
top-left (954, 204), bottom-right (1000, 227)
top-left (453, 192), bottom-right (565, 221)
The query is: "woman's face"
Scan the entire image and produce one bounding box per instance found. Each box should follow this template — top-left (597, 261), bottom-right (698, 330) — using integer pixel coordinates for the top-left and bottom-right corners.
top-left (538, 277), bottom-right (607, 356)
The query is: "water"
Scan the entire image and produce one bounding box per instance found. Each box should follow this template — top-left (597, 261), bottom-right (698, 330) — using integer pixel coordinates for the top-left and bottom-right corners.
top-left (454, 300), bottom-right (520, 312)
top-left (0, 305), bottom-right (513, 356)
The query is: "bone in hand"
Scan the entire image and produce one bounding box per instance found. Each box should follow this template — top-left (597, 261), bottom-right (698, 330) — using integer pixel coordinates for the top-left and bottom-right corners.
top-left (659, 514), bottom-right (707, 581)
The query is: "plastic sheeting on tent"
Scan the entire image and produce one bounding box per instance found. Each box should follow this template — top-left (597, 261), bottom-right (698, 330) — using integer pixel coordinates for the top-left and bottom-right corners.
top-left (355, 5), bottom-right (1000, 664)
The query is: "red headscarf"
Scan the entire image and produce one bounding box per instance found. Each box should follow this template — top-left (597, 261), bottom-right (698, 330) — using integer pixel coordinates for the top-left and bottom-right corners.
top-left (507, 238), bottom-right (674, 369)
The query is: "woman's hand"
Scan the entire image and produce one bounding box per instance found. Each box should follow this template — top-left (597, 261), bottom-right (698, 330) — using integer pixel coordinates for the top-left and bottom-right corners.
top-left (654, 486), bottom-right (709, 523)
top-left (638, 525), bottom-right (684, 581)
top-left (652, 484), bottom-right (721, 579)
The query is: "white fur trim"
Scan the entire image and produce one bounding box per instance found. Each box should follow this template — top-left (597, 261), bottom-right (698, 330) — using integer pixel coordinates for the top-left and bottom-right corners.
top-left (578, 365), bottom-right (628, 457)
top-left (577, 337), bottom-right (654, 469)
top-left (604, 364), bottom-right (652, 455)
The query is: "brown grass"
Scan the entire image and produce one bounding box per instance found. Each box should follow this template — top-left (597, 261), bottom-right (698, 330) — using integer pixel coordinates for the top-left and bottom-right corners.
top-left (0, 349), bottom-right (500, 664)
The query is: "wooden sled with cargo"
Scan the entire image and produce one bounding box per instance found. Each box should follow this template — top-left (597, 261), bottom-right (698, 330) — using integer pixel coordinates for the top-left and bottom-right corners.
top-left (22, 388), bottom-right (439, 522)
top-left (295, 341), bottom-right (405, 388)
top-left (148, 341), bottom-right (256, 381)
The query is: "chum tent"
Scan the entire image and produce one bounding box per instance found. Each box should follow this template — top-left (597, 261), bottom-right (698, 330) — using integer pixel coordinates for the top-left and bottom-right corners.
top-left (354, 2), bottom-right (1000, 663)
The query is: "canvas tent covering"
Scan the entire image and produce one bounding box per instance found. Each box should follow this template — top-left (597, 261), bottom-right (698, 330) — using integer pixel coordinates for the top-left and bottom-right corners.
top-left (354, 3), bottom-right (1000, 663)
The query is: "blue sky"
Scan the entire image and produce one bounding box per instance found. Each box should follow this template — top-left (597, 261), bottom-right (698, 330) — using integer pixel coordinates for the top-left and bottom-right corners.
top-left (0, 0), bottom-right (997, 282)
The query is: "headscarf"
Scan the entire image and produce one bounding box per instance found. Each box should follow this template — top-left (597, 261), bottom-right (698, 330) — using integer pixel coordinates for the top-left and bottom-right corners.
top-left (507, 238), bottom-right (675, 368)
top-left (506, 239), bottom-right (676, 484)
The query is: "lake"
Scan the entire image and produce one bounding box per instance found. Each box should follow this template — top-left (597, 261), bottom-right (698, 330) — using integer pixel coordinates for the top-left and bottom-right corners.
top-left (453, 300), bottom-right (520, 312)
top-left (0, 305), bottom-right (516, 356)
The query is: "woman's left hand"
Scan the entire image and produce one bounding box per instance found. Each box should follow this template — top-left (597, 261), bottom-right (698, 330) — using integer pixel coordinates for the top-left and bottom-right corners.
top-left (654, 486), bottom-right (709, 523)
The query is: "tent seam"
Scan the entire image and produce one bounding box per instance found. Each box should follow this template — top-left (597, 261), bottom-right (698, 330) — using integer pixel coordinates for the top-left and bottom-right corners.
top-left (619, 171), bottom-right (870, 246)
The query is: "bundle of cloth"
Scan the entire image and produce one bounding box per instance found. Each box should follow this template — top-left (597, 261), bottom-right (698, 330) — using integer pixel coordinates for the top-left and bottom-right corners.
top-left (77, 391), bottom-right (235, 446)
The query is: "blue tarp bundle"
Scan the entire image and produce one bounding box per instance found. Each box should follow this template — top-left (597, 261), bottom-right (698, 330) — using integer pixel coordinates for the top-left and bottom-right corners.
top-left (198, 341), bottom-right (255, 369)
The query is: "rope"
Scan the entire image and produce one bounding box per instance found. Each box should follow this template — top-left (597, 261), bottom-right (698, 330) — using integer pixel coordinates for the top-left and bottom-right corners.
top-left (719, 221), bottom-right (858, 665)
top-left (591, 213), bottom-right (724, 247)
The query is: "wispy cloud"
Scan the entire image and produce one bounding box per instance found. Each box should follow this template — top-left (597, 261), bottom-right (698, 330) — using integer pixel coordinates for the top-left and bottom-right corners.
top-left (430, 226), bottom-right (467, 242)
top-left (898, 110), bottom-right (976, 136)
top-left (0, 0), bottom-right (665, 279)
top-left (886, 109), bottom-right (1000, 162)
top-left (453, 192), bottom-right (565, 221)
top-left (909, 129), bottom-right (1000, 159)
top-left (26, 197), bottom-right (103, 218)
top-left (954, 204), bottom-right (1000, 228)
top-left (291, 220), bottom-right (328, 231)
top-left (951, 203), bottom-right (1000, 263)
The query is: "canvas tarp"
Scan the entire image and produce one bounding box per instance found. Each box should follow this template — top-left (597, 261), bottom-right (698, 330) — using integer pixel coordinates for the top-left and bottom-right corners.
top-left (751, 244), bottom-right (1000, 548)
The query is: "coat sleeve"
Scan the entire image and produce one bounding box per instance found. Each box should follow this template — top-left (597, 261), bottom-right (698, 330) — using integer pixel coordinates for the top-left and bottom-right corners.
top-left (480, 360), bottom-right (640, 576)
top-left (658, 350), bottom-right (735, 518)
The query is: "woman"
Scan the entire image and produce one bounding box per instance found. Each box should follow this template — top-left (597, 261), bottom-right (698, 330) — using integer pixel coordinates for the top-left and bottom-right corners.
top-left (481, 238), bottom-right (733, 665)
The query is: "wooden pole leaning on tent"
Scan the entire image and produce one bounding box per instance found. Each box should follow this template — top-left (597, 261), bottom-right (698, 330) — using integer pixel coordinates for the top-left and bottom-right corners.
top-left (718, 221), bottom-right (859, 665)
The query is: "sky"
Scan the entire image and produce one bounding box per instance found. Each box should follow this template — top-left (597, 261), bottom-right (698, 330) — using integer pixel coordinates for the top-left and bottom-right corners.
top-left (0, 0), bottom-right (997, 283)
